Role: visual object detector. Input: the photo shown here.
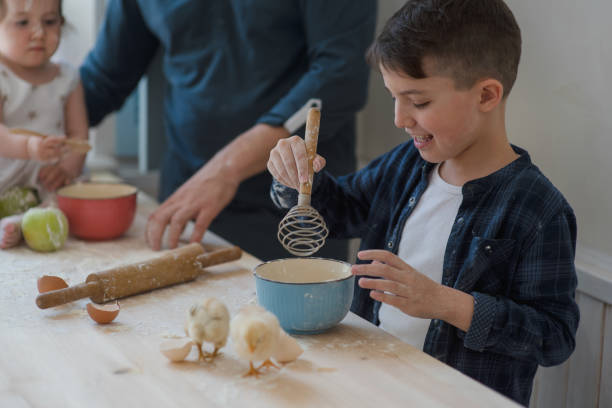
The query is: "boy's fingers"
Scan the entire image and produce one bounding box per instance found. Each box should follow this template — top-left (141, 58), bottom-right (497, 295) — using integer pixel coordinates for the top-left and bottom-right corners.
top-left (351, 262), bottom-right (404, 283)
top-left (274, 138), bottom-right (300, 188)
top-left (282, 145), bottom-right (301, 188)
top-left (289, 139), bottom-right (309, 184)
top-left (369, 290), bottom-right (403, 308)
top-left (269, 158), bottom-right (294, 189)
top-left (357, 249), bottom-right (407, 270)
top-left (313, 155), bottom-right (326, 173)
top-left (358, 277), bottom-right (403, 295)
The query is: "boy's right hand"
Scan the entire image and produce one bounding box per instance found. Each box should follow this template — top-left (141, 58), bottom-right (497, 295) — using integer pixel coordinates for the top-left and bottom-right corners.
top-left (267, 135), bottom-right (326, 189)
top-left (27, 136), bottom-right (65, 162)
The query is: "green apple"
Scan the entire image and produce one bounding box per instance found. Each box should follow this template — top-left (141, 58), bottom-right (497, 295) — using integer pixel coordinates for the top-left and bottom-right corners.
top-left (21, 207), bottom-right (69, 252)
top-left (0, 186), bottom-right (39, 218)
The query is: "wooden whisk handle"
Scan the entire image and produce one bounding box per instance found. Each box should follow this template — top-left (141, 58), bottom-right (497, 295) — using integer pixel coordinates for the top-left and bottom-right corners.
top-left (299, 108), bottom-right (321, 197)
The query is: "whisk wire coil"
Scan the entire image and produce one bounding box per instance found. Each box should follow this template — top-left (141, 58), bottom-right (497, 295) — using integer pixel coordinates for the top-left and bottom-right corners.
top-left (278, 205), bottom-right (329, 257)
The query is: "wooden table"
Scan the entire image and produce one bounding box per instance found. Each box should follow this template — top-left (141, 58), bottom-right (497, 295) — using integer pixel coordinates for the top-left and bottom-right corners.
top-left (0, 193), bottom-right (519, 407)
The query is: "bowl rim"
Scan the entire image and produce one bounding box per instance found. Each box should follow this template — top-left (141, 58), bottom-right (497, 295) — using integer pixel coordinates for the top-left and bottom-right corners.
top-left (253, 256), bottom-right (354, 285)
top-left (57, 182), bottom-right (138, 201)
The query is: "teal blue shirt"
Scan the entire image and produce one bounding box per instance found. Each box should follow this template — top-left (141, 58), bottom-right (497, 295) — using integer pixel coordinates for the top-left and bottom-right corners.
top-left (81, 0), bottom-right (376, 207)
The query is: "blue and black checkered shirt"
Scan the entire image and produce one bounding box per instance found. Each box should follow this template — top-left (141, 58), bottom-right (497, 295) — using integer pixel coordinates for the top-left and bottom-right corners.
top-left (271, 142), bottom-right (579, 406)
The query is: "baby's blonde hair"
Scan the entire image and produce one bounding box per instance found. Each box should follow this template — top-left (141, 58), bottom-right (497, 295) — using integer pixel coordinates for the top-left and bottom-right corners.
top-left (0, 0), bottom-right (64, 22)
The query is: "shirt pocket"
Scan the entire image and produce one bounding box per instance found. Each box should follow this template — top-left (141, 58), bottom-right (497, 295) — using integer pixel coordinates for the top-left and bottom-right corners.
top-left (455, 237), bottom-right (516, 293)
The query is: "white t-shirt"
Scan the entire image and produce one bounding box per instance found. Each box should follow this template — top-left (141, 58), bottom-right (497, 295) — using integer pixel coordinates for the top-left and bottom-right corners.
top-left (0, 61), bottom-right (79, 194)
top-left (378, 163), bottom-right (463, 349)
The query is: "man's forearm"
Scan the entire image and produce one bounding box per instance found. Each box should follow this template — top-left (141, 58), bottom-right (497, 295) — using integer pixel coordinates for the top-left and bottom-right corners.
top-left (198, 123), bottom-right (290, 184)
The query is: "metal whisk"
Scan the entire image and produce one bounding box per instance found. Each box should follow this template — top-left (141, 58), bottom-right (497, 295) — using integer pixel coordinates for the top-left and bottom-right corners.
top-left (277, 108), bottom-right (329, 256)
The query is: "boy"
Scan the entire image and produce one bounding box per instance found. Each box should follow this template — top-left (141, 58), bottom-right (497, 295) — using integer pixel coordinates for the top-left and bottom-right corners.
top-left (266, 0), bottom-right (579, 405)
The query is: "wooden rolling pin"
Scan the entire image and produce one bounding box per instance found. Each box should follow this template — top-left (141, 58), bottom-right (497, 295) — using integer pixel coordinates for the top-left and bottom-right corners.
top-left (36, 243), bottom-right (242, 309)
top-left (11, 127), bottom-right (92, 154)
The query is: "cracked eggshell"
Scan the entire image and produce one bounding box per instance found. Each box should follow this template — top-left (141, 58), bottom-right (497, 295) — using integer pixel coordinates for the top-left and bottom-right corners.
top-left (160, 338), bottom-right (194, 362)
top-left (273, 329), bottom-right (303, 363)
top-left (37, 275), bottom-right (68, 293)
top-left (86, 301), bottom-right (120, 324)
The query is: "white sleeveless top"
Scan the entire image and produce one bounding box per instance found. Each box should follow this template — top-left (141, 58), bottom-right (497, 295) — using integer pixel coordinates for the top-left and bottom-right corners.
top-left (378, 163), bottom-right (463, 349)
top-left (0, 61), bottom-right (79, 194)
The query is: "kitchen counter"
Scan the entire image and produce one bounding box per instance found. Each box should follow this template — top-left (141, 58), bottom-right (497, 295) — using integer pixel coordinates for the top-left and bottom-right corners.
top-left (0, 192), bottom-right (519, 407)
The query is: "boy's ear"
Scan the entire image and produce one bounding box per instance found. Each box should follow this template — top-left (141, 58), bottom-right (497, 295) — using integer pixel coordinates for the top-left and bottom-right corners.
top-left (477, 79), bottom-right (504, 112)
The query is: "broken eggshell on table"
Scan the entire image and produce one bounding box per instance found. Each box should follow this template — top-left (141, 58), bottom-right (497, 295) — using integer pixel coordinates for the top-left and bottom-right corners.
top-left (86, 301), bottom-right (120, 324)
top-left (37, 275), bottom-right (121, 324)
top-left (37, 275), bottom-right (68, 293)
top-left (160, 338), bottom-right (195, 362)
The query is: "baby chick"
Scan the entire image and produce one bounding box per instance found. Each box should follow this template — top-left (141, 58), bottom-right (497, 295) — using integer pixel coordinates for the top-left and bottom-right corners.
top-left (185, 297), bottom-right (230, 361)
top-left (230, 304), bottom-right (281, 377)
top-left (273, 329), bottom-right (303, 364)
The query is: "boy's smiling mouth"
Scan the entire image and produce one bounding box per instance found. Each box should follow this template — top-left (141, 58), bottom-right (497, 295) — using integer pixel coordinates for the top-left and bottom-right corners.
top-left (412, 134), bottom-right (432, 142)
top-left (408, 132), bottom-right (434, 149)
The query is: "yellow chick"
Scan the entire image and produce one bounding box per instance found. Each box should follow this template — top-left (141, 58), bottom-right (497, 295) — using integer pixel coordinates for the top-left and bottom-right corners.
top-left (185, 297), bottom-right (230, 361)
top-left (273, 329), bottom-right (303, 364)
top-left (230, 304), bottom-right (281, 377)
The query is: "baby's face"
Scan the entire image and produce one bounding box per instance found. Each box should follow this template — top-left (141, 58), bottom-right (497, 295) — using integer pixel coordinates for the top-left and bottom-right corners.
top-left (0, 0), bottom-right (62, 69)
top-left (381, 61), bottom-right (486, 165)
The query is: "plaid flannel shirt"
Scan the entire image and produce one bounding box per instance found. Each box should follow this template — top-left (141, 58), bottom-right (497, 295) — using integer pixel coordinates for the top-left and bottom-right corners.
top-left (271, 141), bottom-right (579, 406)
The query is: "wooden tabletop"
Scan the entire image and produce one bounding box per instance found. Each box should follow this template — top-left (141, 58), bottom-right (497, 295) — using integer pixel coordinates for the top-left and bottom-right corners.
top-left (0, 193), bottom-right (519, 408)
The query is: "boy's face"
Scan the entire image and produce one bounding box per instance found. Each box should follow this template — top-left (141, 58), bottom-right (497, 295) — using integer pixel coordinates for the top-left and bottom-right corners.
top-left (0, 0), bottom-right (62, 69)
top-left (381, 61), bottom-right (484, 165)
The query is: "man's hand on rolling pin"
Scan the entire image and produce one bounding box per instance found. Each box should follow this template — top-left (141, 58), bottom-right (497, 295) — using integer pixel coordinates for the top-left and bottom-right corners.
top-left (145, 169), bottom-right (239, 250)
top-left (267, 135), bottom-right (326, 190)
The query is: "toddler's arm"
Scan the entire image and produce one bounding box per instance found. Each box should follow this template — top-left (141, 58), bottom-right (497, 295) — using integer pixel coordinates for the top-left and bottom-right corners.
top-left (39, 81), bottom-right (89, 191)
top-left (0, 125), bottom-right (63, 161)
top-left (60, 81), bottom-right (89, 177)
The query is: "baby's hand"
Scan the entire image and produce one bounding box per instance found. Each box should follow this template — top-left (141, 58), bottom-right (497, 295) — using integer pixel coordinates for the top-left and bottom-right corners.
top-left (37, 163), bottom-right (72, 191)
top-left (27, 135), bottom-right (65, 161)
top-left (267, 135), bottom-right (326, 189)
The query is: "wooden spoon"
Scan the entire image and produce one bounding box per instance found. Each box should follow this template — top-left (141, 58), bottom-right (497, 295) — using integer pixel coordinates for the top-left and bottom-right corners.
top-left (10, 128), bottom-right (91, 154)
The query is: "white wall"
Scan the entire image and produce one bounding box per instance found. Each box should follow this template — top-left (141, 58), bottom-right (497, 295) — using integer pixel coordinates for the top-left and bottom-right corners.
top-left (358, 0), bottom-right (612, 257)
top-left (505, 0), bottom-right (612, 256)
top-left (357, 1), bottom-right (407, 166)
top-left (57, 0), bottom-right (117, 171)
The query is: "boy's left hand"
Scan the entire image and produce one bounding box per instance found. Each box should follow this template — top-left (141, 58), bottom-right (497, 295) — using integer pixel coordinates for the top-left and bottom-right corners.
top-left (352, 249), bottom-right (444, 320)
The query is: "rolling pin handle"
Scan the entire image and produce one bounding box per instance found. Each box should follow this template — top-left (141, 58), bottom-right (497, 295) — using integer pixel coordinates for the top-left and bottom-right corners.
top-left (195, 246), bottom-right (242, 268)
top-left (35, 281), bottom-right (99, 309)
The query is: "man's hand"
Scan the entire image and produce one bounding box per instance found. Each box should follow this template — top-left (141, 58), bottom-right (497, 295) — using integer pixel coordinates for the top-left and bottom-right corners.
top-left (351, 249), bottom-right (474, 331)
top-left (145, 170), bottom-right (239, 250)
top-left (145, 123), bottom-right (289, 250)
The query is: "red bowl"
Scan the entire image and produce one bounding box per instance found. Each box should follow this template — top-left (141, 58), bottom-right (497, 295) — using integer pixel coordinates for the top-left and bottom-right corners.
top-left (56, 182), bottom-right (138, 240)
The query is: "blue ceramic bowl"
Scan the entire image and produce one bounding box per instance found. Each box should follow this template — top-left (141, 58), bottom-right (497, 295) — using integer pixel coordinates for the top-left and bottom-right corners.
top-left (254, 257), bottom-right (354, 335)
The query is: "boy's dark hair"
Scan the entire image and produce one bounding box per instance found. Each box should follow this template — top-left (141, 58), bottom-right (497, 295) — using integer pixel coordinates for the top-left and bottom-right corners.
top-left (367, 0), bottom-right (521, 97)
